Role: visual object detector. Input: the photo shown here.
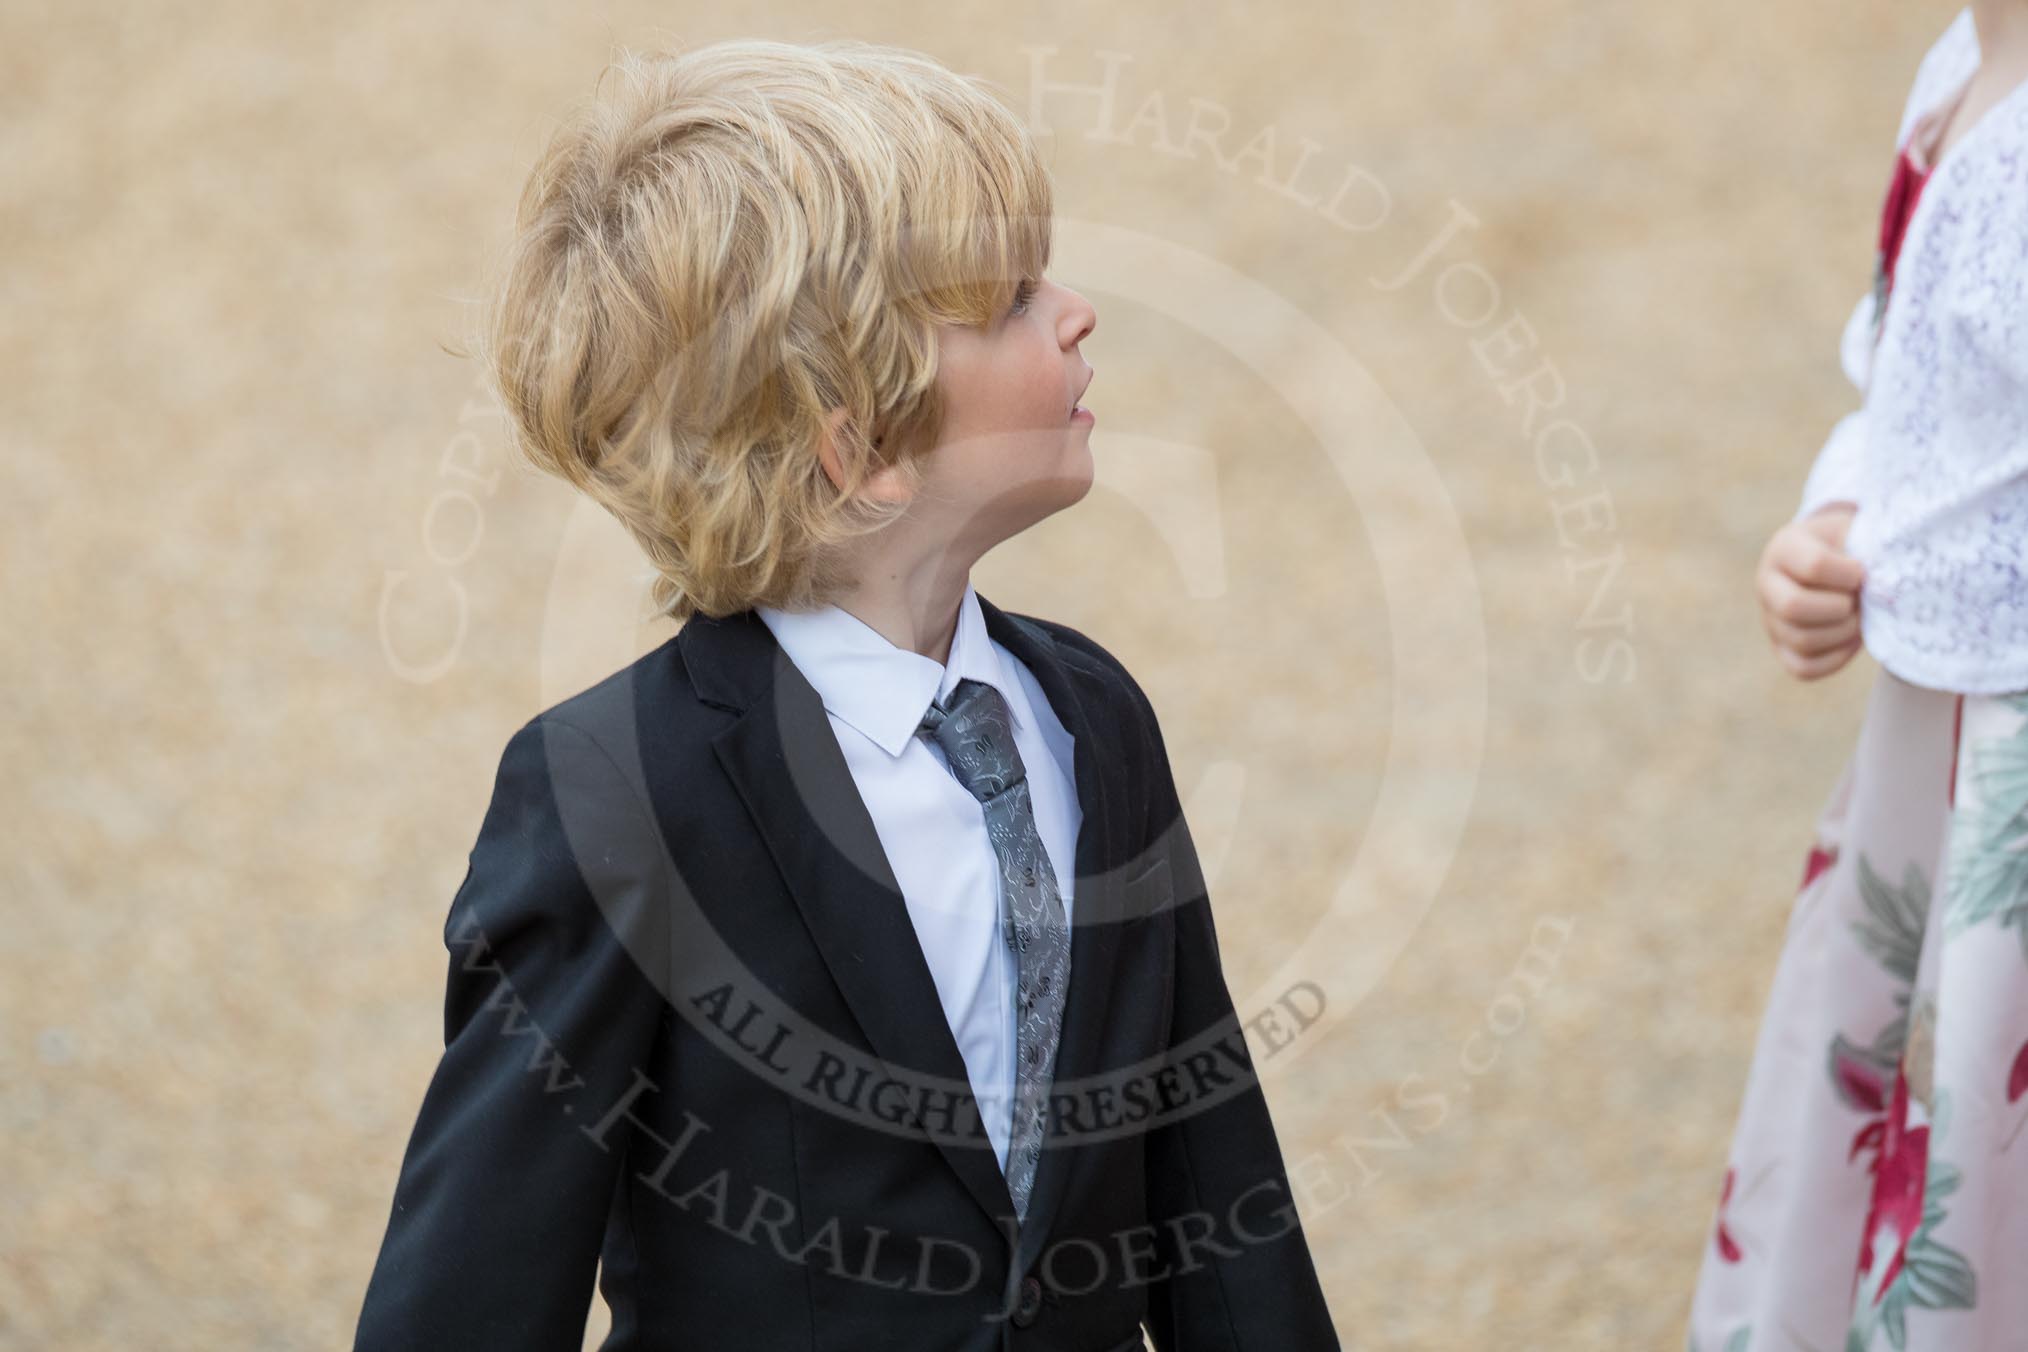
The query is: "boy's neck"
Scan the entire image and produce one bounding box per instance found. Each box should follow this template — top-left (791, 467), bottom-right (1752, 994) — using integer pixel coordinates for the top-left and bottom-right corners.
top-left (827, 540), bottom-right (979, 666)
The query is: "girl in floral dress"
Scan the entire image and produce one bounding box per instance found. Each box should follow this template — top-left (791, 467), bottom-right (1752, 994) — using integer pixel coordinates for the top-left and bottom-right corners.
top-left (1688, 6), bottom-right (2028, 1350)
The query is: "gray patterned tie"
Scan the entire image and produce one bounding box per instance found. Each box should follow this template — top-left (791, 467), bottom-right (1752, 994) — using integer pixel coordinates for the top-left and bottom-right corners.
top-left (918, 677), bottom-right (1071, 1222)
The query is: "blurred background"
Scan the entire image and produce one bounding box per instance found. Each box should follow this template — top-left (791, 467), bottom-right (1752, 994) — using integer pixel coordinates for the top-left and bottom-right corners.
top-left (2, 0), bottom-right (1950, 1346)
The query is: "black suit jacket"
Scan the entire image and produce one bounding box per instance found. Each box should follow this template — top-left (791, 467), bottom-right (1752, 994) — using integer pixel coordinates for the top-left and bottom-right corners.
top-left (354, 596), bottom-right (1340, 1351)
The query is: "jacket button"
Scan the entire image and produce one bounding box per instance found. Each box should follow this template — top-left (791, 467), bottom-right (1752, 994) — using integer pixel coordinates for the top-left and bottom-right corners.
top-left (1011, 1274), bottom-right (1043, 1327)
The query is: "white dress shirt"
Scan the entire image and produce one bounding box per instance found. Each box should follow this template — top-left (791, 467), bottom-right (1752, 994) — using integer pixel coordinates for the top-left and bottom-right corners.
top-left (1795, 7), bottom-right (2028, 693)
top-left (756, 584), bottom-right (1081, 1172)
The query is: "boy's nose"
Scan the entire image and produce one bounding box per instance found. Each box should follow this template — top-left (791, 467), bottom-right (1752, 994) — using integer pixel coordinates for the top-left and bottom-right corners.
top-left (1059, 287), bottom-right (1097, 346)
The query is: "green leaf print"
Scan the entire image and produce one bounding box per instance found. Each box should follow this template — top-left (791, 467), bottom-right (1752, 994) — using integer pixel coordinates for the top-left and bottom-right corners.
top-left (1944, 705), bottom-right (2028, 943)
top-left (1862, 1162), bottom-right (1977, 1350)
top-left (1869, 1008), bottom-right (1910, 1066)
top-left (1852, 855), bottom-right (1928, 985)
top-left (1831, 855), bottom-right (1927, 1094)
top-left (1881, 1288), bottom-right (1907, 1349)
top-left (1901, 1244), bottom-right (1977, 1310)
top-left (1831, 1032), bottom-right (1899, 1109)
top-left (1923, 1159), bottom-right (1960, 1204)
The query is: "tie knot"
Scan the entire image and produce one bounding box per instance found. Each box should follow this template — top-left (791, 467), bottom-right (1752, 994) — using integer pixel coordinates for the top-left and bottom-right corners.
top-left (918, 678), bottom-right (1025, 804)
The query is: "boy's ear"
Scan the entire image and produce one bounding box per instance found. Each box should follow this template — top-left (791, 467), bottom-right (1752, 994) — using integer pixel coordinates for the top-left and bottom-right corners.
top-left (816, 405), bottom-right (914, 505)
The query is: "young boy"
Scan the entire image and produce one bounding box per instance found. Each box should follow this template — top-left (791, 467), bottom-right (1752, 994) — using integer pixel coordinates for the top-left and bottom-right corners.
top-left (355, 37), bottom-right (1339, 1351)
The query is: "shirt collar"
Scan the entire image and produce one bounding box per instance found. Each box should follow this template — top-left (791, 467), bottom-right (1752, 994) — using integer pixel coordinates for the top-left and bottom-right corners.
top-left (756, 583), bottom-right (1024, 758)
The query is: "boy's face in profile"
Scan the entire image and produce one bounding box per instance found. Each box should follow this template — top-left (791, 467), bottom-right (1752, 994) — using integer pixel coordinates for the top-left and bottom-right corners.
top-left (913, 273), bottom-right (1099, 552)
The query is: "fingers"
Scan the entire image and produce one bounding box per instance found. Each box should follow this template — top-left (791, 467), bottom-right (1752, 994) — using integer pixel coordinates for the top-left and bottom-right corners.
top-left (1773, 524), bottom-right (1867, 593)
top-left (1767, 607), bottom-right (1862, 656)
top-left (1773, 634), bottom-right (1863, 681)
top-left (1758, 517), bottom-right (1868, 682)
top-left (1760, 565), bottom-right (1858, 626)
top-left (1798, 501), bottom-right (1858, 544)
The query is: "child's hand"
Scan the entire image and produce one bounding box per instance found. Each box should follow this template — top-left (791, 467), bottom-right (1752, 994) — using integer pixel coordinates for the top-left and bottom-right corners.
top-left (1756, 504), bottom-right (1866, 680)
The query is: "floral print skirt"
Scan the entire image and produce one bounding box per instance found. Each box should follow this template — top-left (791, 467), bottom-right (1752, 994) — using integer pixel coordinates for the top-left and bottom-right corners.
top-left (1688, 669), bottom-right (2028, 1352)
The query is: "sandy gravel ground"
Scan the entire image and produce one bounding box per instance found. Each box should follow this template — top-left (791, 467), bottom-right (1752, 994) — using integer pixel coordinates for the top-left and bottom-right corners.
top-left (2, 1), bottom-right (1954, 1346)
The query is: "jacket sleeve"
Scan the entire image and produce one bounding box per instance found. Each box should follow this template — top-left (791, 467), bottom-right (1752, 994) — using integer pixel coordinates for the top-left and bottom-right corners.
top-left (354, 715), bottom-right (674, 1351)
top-left (1128, 684), bottom-right (1341, 1352)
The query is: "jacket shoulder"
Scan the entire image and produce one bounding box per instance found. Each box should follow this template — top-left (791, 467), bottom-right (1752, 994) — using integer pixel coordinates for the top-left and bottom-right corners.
top-left (998, 611), bottom-right (1179, 798)
top-left (1005, 612), bottom-right (1157, 719)
top-left (523, 633), bottom-right (699, 752)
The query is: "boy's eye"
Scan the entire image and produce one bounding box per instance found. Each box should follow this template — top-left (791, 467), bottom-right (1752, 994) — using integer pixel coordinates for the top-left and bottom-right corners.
top-left (1007, 279), bottom-right (1038, 318)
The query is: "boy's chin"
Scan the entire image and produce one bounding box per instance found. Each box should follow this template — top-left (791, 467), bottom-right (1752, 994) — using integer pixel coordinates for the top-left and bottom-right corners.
top-left (1016, 468), bottom-right (1096, 526)
top-left (968, 471), bottom-right (1095, 550)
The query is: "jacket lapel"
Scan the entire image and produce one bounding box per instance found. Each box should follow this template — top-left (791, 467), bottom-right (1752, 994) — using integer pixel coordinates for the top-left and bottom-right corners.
top-left (976, 598), bottom-right (1129, 1275)
top-left (678, 600), bottom-right (1129, 1270)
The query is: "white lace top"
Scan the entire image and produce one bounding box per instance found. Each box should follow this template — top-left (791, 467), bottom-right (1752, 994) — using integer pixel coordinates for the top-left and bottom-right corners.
top-left (1795, 7), bottom-right (2028, 695)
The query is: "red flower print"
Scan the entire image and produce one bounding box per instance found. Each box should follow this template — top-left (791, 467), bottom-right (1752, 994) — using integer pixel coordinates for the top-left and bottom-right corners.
top-left (1834, 1045), bottom-right (1888, 1114)
top-left (1800, 844), bottom-right (1839, 892)
top-left (2009, 1039), bottom-right (2028, 1104)
top-left (1713, 1167), bottom-right (1744, 1263)
top-left (1831, 1039), bottom-right (1892, 1173)
top-left (1856, 1070), bottom-right (1929, 1305)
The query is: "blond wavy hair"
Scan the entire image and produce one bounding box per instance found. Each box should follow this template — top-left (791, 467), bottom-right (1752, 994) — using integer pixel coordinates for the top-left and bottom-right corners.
top-left (475, 38), bottom-right (1054, 620)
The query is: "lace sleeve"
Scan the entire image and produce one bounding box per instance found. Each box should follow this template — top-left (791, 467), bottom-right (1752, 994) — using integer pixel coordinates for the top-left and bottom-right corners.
top-left (1793, 294), bottom-right (1878, 522)
top-left (1936, 138), bottom-right (2028, 393)
top-left (1897, 9), bottom-right (1978, 148)
top-left (1791, 9), bottom-right (1976, 526)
